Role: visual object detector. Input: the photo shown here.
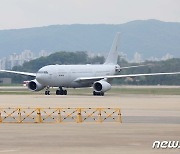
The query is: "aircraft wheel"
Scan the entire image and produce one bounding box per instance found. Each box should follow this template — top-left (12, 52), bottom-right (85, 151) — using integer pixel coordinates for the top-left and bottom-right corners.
top-left (64, 90), bottom-right (67, 95)
top-left (45, 91), bottom-right (50, 95)
top-left (56, 89), bottom-right (67, 95)
top-left (56, 90), bottom-right (60, 95)
top-left (93, 91), bottom-right (104, 96)
top-left (59, 90), bottom-right (63, 95)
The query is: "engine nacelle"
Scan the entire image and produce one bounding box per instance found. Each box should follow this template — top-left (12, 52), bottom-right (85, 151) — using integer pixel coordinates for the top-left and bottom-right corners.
top-left (27, 79), bottom-right (45, 91)
top-left (93, 80), bottom-right (111, 92)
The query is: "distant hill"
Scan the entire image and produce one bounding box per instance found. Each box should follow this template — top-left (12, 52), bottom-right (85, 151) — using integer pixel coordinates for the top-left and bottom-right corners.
top-left (0, 19), bottom-right (180, 59)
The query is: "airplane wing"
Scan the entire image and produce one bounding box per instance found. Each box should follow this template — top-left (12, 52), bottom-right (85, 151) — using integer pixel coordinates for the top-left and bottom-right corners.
top-left (74, 72), bottom-right (180, 82)
top-left (0, 70), bottom-right (36, 77)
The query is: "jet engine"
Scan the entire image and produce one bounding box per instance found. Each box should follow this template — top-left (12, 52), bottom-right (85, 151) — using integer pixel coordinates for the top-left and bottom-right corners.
top-left (93, 80), bottom-right (111, 93)
top-left (27, 79), bottom-right (45, 91)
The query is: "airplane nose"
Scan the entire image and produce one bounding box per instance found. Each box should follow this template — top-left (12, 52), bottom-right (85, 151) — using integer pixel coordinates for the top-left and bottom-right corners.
top-left (36, 68), bottom-right (49, 85)
top-left (36, 73), bottom-right (43, 83)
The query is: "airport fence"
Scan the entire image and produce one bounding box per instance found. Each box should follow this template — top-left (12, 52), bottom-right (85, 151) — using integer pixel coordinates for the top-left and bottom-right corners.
top-left (0, 107), bottom-right (122, 123)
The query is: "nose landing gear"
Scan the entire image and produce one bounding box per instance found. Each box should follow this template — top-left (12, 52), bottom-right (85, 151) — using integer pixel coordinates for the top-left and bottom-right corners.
top-left (45, 86), bottom-right (50, 95)
top-left (56, 87), bottom-right (67, 95)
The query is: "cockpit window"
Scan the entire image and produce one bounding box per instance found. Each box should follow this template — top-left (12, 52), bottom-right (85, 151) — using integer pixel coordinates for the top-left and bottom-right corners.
top-left (38, 71), bottom-right (48, 74)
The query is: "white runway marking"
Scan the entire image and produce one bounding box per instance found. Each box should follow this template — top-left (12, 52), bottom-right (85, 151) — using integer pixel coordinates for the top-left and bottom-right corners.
top-left (0, 149), bottom-right (19, 153)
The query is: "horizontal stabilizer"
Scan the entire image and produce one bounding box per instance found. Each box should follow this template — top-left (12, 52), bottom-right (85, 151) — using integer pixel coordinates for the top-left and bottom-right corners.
top-left (120, 64), bottom-right (152, 69)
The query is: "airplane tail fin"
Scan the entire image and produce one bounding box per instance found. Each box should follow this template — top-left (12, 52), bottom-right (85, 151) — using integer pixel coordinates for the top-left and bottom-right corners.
top-left (104, 32), bottom-right (120, 65)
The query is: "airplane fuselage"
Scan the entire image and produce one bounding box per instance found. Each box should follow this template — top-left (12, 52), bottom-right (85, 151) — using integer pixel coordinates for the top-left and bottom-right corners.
top-left (36, 64), bottom-right (117, 88)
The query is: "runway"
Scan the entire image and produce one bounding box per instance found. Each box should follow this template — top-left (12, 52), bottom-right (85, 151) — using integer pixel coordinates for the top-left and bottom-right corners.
top-left (0, 93), bottom-right (180, 153)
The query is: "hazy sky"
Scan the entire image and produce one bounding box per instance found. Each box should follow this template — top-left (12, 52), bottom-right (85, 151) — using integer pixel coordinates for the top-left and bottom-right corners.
top-left (0, 0), bottom-right (180, 30)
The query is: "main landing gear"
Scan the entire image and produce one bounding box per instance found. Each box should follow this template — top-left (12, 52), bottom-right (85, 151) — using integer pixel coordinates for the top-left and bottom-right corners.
top-left (93, 91), bottom-right (104, 96)
top-left (56, 87), bottom-right (67, 95)
top-left (45, 87), bottom-right (67, 95)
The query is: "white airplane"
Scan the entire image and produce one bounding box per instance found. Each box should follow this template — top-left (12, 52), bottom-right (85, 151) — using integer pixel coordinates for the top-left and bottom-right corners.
top-left (1, 33), bottom-right (180, 96)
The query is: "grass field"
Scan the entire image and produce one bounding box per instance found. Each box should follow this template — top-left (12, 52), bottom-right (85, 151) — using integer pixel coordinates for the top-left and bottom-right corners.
top-left (0, 86), bottom-right (179, 95)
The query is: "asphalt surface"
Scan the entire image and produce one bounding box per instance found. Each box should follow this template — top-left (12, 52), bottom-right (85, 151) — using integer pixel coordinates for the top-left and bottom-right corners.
top-left (0, 93), bottom-right (180, 154)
